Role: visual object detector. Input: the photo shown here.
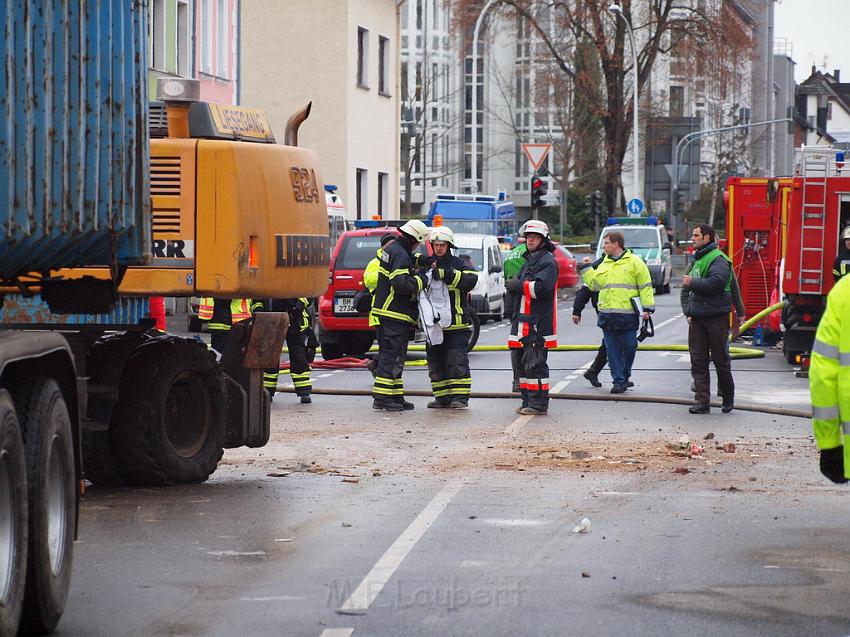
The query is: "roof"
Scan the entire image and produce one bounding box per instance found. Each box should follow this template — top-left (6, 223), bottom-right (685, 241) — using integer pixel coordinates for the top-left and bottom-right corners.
top-left (340, 227), bottom-right (401, 238)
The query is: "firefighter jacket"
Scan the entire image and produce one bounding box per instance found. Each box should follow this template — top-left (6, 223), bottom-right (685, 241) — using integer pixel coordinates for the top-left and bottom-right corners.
top-left (201, 298), bottom-right (260, 332)
top-left (809, 275), bottom-right (850, 479)
top-left (832, 249), bottom-right (850, 282)
top-left (584, 249), bottom-right (654, 331)
top-left (372, 238), bottom-right (427, 325)
top-left (508, 244), bottom-right (559, 348)
top-left (434, 252), bottom-right (479, 331)
top-left (684, 243), bottom-right (732, 318)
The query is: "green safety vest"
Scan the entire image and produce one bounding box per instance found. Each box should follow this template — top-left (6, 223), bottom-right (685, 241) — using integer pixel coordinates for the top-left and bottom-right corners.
top-left (691, 248), bottom-right (732, 292)
top-left (809, 275), bottom-right (850, 479)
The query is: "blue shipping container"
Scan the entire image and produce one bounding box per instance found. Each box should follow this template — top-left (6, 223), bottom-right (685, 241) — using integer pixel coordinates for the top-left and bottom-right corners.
top-left (0, 0), bottom-right (150, 277)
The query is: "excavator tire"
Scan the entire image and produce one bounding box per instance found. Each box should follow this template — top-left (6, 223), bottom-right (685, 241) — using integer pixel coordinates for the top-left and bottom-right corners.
top-left (110, 335), bottom-right (227, 486)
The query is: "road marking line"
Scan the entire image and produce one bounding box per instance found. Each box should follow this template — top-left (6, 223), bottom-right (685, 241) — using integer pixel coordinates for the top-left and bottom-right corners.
top-left (551, 361), bottom-right (593, 393)
top-left (320, 629), bottom-right (354, 637)
top-left (654, 313), bottom-right (683, 330)
top-left (503, 414), bottom-right (533, 435)
top-left (339, 480), bottom-right (464, 612)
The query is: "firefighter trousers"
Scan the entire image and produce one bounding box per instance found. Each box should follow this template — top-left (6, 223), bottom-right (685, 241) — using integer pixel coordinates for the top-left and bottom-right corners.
top-left (210, 329), bottom-right (230, 354)
top-left (518, 338), bottom-right (550, 412)
top-left (426, 329), bottom-right (471, 405)
top-left (286, 333), bottom-right (312, 397)
top-left (372, 318), bottom-right (413, 404)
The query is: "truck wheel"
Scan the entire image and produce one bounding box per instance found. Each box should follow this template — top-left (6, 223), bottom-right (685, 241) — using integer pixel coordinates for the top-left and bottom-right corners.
top-left (479, 298), bottom-right (489, 325)
top-left (321, 343), bottom-right (345, 360)
top-left (111, 336), bottom-right (226, 486)
top-left (467, 310), bottom-right (481, 351)
top-left (493, 300), bottom-right (504, 322)
top-left (13, 379), bottom-right (75, 635)
top-left (0, 390), bottom-right (27, 637)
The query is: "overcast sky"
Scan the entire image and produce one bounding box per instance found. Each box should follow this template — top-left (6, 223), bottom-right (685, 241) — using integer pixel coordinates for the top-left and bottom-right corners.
top-left (774, 0), bottom-right (850, 81)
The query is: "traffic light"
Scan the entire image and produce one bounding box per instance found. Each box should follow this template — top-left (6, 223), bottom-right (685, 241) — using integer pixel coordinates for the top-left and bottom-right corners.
top-left (530, 172), bottom-right (547, 209)
top-left (676, 187), bottom-right (688, 215)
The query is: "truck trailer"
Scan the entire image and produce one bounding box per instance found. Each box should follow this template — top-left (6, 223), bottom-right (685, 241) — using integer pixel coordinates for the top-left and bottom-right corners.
top-left (0, 2), bottom-right (328, 633)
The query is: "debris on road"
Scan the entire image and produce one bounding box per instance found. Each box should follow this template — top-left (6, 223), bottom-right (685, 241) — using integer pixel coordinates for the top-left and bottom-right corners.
top-left (723, 443), bottom-right (737, 453)
top-left (341, 478), bottom-right (360, 484)
top-left (672, 466), bottom-right (691, 475)
top-left (572, 518), bottom-right (592, 533)
top-left (342, 522), bottom-right (352, 528)
top-left (704, 432), bottom-right (715, 440)
top-left (689, 443), bottom-right (705, 457)
top-left (266, 472), bottom-right (291, 478)
top-left (581, 571), bottom-right (591, 578)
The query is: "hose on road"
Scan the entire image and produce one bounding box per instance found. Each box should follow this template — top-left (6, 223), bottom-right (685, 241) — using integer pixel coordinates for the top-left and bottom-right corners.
top-left (277, 386), bottom-right (811, 419)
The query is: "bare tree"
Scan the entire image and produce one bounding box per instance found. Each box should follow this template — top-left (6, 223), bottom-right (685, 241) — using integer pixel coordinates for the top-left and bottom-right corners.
top-left (450, 0), bottom-right (746, 215)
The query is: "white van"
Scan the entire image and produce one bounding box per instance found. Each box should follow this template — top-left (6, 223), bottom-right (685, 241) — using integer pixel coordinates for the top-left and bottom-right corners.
top-left (452, 233), bottom-right (506, 322)
top-left (595, 223), bottom-right (672, 294)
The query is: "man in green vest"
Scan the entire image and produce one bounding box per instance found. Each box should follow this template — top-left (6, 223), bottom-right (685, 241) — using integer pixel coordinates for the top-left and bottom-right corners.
top-left (809, 275), bottom-right (850, 483)
top-left (683, 224), bottom-right (734, 414)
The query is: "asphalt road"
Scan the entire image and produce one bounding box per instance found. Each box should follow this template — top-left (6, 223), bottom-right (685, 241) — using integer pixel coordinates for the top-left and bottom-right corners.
top-left (59, 287), bottom-right (849, 636)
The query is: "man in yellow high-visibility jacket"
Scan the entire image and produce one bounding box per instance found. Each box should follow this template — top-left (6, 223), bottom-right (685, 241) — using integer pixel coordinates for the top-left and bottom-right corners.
top-left (809, 275), bottom-right (850, 483)
top-left (199, 298), bottom-right (261, 353)
top-left (584, 231), bottom-right (655, 394)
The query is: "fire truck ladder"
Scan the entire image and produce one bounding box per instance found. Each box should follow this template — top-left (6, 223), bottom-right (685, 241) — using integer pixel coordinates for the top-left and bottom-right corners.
top-left (797, 148), bottom-right (836, 293)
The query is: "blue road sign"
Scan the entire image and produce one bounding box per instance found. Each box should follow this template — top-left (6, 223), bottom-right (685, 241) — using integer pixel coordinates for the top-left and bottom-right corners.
top-left (627, 198), bottom-right (644, 216)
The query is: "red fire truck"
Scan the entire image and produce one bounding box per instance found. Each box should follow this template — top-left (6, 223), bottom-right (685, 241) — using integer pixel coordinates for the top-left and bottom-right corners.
top-left (725, 147), bottom-right (850, 364)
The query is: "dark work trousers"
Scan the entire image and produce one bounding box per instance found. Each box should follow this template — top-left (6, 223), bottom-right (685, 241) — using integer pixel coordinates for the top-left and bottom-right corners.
top-left (210, 330), bottom-right (229, 354)
top-left (603, 328), bottom-right (637, 387)
top-left (285, 332), bottom-right (312, 398)
top-left (510, 348), bottom-right (522, 392)
top-left (519, 338), bottom-right (550, 411)
top-left (372, 318), bottom-right (414, 404)
top-left (426, 329), bottom-right (472, 405)
top-left (689, 314), bottom-right (734, 407)
top-left (588, 339), bottom-right (608, 375)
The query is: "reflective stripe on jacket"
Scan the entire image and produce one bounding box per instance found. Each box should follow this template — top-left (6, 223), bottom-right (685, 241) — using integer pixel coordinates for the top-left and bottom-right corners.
top-left (207, 298), bottom-right (255, 332)
top-left (199, 297), bottom-right (214, 321)
top-left (809, 275), bottom-right (850, 479)
top-left (508, 246), bottom-right (559, 348)
top-left (585, 250), bottom-right (655, 319)
top-left (372, 240), bottom-right (426, 325)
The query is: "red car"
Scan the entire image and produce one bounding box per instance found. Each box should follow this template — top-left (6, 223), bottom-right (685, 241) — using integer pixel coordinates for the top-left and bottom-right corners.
top-left (317, 227), bottom-right (432, 359)
top-left (551, 242), bottom-right (580, 289)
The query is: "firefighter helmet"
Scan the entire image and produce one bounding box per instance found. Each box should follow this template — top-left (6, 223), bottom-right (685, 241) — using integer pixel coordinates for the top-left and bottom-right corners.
top-left (429, 226), bottom-right (455, 246)
top-left (842, 226), bottom-right (850, 240)
top-left (399, 219), bottom-right (429, 243)
top-left (520, 219), bottom-right (550, 239)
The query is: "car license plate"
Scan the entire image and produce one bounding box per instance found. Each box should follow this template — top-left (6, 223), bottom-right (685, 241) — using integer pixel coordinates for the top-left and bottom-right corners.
top-left (334, 295), bottom-right (358, 314)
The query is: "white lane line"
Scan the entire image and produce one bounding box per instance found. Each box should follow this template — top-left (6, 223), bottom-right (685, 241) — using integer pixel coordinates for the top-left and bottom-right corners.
top-left (320, 630), bottom-right (354, 637)
top-left (503, 414), bottom-right (533, 435)
top-left (339, 480), bottom-right (464, 612)
top-left (551, 360), bottom-right (593, 393)
top-left (654, 312), bottom-right (683, 330)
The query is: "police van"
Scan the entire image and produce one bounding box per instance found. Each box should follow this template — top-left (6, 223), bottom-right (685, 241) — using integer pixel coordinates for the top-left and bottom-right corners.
top-left (595, 221), bottom-right (673, 294)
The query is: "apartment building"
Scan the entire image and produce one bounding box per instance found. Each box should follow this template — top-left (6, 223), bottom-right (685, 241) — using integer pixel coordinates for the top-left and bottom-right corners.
top-left (148, 0), bottom-right (239, 104)
top-left (240, 1), bottom-right (401, 221)
top-left (797, 68), bottom-right (850, 150)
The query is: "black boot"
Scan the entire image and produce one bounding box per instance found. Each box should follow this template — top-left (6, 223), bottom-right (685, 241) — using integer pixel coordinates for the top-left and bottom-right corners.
top-left (583, 370), bottom-right (602, 388)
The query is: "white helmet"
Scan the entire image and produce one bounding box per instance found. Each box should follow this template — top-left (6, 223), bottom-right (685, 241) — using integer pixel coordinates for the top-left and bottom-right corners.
top-left (520, 219), bottom-right (550, 239)
top-left (399, 219), bottom-right (429, 243)
top-left (429, 226), bottom-right (455, 246)
top-left (842, 226), bottom-right (850, 240)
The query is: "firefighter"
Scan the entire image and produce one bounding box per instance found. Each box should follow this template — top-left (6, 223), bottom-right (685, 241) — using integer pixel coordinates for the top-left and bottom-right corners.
top-left (832, 226), bottom-right (850, 282)
top-left (425, 226), bottom-right (478, 409)
top-left (363, 233), bottom-right (397, 327)
top-left (199, 297), bottom-right (261, 353)
top-left (371, 219), bottom-right (431, 411)
top-left (809, 274), bottom-right (850, 484)
top-left (261, 298), bottom-right (316, 403)
top-left (506, 220), bottom-right (559, 415)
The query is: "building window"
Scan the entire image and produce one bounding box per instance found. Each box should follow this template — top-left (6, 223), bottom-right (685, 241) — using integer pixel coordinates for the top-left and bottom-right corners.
top-left (379, 35), bottom-right (391, 96)
top-left (356, 168), bottom-right (368, 220)
top-left (201, 0), bottom-right (212, 74)
top-left (216, 0), bottom-right (228, 79)
top-left (151, 0), bottom-right (166, 70)
top-left (670, 85), bottom-right (685, 117)
top-left (357, 27), bottom-right (370, 89)
top-left (378, 172), bottom-right (389, 217)
top-left (176, 1), bottom-right (190, 77)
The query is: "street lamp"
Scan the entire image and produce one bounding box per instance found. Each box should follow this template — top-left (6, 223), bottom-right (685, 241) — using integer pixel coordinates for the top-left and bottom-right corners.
top-left (608, 4), bottom-right (640, 207)
top-left (469, 0), bottom-right (498, 193)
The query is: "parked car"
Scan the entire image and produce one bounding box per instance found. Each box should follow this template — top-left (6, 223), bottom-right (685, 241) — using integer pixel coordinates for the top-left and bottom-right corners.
top-left (318, 226), bottom-right (480, 358)
top-left (594, 223), bottom-right (672, 294)
top-left (551, 242), bottom-right (580, 289)
top-left (452, 233), bottom-right (506, 323)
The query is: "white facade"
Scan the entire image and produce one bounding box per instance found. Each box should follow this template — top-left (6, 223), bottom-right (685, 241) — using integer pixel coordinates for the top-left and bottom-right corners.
top-left (240, 0), bottom-right (400, 220)
top-left (399, 0), bottom-right (461, 215)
